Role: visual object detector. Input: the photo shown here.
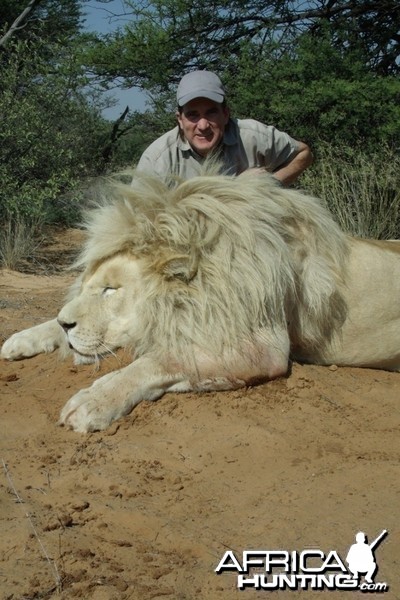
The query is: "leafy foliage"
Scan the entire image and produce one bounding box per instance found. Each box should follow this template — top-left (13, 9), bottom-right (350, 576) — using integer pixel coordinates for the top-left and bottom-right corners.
top-left (0, 1), bottom-right (114, 231)
top-left (0, 39), bottom-right (108, 225)
top-left (223, 31), bottom-right (400, 150)
top-left (0, 0), bottom-right (82, 43)
top-left (84, 0), bottom-right (400, 90)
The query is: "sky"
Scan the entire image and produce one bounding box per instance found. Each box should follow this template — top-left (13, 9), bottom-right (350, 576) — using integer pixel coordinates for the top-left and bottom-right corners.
top-left (82, 1), bottom-right (148, 120)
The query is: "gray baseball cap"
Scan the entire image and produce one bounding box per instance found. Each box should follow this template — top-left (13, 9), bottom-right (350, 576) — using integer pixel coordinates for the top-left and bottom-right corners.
top-left (177, 71), bottom-right (225, 106)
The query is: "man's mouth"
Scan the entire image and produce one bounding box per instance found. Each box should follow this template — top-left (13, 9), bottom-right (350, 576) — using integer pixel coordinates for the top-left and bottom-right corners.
top-left (196, 134), bottom-right (213, 142)
top-left (196, 128), bottom-right (213, 136)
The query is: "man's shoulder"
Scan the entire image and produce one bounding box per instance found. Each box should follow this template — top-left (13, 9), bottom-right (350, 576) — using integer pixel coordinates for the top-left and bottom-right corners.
top-left (224, 118), bottom-right (270, 145)
top-left (141, 126), bottom-right (181, 160)
top-left (235, 118), bottom-right (274, 136)
top-left (137, 126), bottom-right (192, 178)
top-left (233, 118), bottom-right (298, 151)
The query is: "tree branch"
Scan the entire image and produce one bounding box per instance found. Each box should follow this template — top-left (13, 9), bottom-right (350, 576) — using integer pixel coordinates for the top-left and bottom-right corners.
top-left (0, 0), bottom-right (43, 49)
top-left (101, 105), bottom-right (131, 168)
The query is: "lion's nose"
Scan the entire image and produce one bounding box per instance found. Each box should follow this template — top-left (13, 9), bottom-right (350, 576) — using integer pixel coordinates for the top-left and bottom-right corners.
top-left (57, 318), bottom-right (77, 332)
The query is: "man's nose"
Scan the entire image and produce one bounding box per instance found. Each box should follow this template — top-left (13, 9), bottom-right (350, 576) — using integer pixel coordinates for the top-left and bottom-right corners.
top-left (197, 117), bottom-right (211, 130)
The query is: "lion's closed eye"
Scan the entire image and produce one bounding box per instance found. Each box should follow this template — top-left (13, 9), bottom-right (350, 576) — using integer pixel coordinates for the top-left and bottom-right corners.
top-left (102, 287), bottom-right (118, 297)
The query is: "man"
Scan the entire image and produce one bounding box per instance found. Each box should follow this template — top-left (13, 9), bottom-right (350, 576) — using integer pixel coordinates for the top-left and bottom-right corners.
top-left (137, 70), bottom-right (313, 184)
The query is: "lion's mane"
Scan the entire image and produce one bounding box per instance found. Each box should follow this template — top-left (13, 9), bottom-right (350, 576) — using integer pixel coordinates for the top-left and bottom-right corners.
top-left (74, 171), bottom-right (350, 362)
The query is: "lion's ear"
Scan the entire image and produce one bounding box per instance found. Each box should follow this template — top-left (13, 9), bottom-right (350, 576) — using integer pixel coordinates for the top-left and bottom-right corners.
top-left (162, 253), bottom-right (198, 283)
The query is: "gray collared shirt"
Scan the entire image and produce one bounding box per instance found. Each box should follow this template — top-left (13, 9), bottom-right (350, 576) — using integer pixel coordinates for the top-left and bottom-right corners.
top-left (136, 118), bottom-right (300, 180)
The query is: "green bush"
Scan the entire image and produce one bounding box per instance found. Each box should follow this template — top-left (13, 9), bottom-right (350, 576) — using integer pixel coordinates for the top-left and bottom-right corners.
top-left (0, 39), bottom-right (109, 228)
top-left (225, 33), bottom-right (400, 152)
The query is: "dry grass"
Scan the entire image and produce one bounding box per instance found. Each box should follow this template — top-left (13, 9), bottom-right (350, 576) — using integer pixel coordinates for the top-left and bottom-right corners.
top-left (0, 219), bottom-right (42, 270)
top-left (302, 145), bottom-right (400, 239)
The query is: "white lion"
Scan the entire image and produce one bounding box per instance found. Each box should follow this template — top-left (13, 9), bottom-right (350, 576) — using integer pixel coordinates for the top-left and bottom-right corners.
top-left (2, 171), bottom-right (400, 432)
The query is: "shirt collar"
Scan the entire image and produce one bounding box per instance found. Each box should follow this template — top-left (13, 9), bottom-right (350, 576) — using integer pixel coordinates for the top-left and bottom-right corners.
top-left (222, 118), bottom-right (238, 146)
top-left (177, 127), bottom-right (192, 152)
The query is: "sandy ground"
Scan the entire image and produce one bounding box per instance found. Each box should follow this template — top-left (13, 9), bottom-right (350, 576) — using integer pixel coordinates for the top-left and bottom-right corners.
top-left (0, 230), bottom-right (399, 600)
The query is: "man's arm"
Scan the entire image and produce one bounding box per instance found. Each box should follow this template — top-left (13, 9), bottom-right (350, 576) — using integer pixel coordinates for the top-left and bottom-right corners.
top-left (239, 140), bottom-right (313, 185)
top-left (273, 141), bottom-right (313, 185)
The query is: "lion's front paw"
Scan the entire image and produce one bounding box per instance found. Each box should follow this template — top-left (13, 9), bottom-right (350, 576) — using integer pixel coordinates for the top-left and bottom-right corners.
top-left (1, 320), bottom-right (64, 361)
top-left (2, 331), bottom-right (52, 360)
top-left (59, 374), bottom-right (128, 433)
top-left (59, 390), bottom-right (110, 433)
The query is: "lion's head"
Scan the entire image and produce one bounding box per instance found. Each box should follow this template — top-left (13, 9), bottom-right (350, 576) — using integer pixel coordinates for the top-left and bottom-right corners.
top-left (57, 170), bottom-right (349, 368)
top-left (58, 253), bottom-right (144, 362)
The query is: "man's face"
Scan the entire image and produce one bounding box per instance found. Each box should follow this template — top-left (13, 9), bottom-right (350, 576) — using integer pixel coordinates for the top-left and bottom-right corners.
top-left (176, 98), bottom-right (230, 157)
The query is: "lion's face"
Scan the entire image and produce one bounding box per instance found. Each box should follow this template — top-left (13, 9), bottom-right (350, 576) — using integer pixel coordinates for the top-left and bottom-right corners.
top-left (57, 254), bottom-right (143, 361)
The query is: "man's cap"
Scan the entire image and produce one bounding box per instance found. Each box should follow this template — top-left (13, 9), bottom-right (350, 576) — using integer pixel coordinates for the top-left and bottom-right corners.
top-left (177, 71), bottom-right (225, 106)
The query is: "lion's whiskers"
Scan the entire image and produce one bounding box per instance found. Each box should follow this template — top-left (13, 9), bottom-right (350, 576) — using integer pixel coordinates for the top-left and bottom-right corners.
top-left (86, 344), bottom-right (121, 375)
top-left (98, 342), bottom-right (123, 367)
top-left (90, 352), bottom-right (101, 373)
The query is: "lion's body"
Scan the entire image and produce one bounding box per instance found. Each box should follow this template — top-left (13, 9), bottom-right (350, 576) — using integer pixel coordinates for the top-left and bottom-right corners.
top-left (2, 172), bottom-right (399, 431)
top-left (314, 237), bottom-right (400, 370)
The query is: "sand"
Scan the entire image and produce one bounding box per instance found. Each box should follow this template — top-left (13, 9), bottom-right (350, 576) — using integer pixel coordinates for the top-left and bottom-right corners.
top-left (0, 230), bottom-right (398, 599)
